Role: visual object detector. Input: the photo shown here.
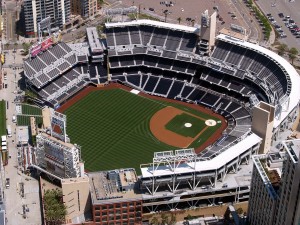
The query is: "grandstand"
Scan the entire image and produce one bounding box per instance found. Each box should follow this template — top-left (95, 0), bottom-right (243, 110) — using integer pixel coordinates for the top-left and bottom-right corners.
top-left (20, 17), bottom-right (300, 219)
top-left (24, 42), bottom-right (90, 107)
top-left (103, 20), bottom-right (300, 210)
top-left (23, 20), bottom-right (300, 165)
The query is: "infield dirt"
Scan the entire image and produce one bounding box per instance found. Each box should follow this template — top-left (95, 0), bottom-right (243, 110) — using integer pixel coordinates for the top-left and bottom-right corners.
top-left (150, 106), bottom-right (209, 148)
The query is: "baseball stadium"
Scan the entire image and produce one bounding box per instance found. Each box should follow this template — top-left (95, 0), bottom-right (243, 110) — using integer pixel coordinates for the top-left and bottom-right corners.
top-left (21, 9), bottom-right (300, 222)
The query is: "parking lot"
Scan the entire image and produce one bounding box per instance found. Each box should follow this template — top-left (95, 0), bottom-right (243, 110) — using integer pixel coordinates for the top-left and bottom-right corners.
top-left (256, 0), bottom-right (300, 49)
top-left (121, 0), bottom-right (247, 31)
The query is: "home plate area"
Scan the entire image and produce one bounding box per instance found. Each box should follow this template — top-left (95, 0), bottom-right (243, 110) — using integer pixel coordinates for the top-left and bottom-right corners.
top-left (205, 119), bottom-right (217, 126)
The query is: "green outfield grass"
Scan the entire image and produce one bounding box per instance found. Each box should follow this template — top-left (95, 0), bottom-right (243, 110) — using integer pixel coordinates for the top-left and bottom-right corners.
top-left (21, 104), bottom-right (42, 116)
top-left (0, 101), bottom-right (6, 136)
top-left (63, 89), bottom-right (222, 172)
top-left (165, 113), bottom-right (206, 138)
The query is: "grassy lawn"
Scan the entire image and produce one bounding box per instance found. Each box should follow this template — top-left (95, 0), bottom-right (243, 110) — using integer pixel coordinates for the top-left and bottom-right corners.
top-left (165, 113), bottom-right (206, 138)
top-left (0, 101), bottom-right (6, 136)
top-left (21, 104), bottom-right (42, 116)
top-left (17, 115), bottom-right (43, 126)
top-left (62, 89), bottom-right (222, 172)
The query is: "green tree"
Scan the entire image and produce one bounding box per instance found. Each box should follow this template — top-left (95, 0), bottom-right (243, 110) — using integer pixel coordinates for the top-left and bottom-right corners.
top-left (236, 207), bottom-right (243, 215)
top-left (288, 47), bottom-right (299, 65)
top-left (151, 216), bottom-right (159, 225)
top-left (191, 19), bottom-right (195, 26)
top-left (4, 43), bottom-right (9, 50)
top-left (177, 17), bottom-right (182, 24)
top-left (22, 42), bottom-right (31, 55)
top-left (44, 189), bottom-right (67, 224)
top-left (186, 214), bottom-right (193, 220)
top-left (277, 43), bottom-right (288, 56)
top-left (161, 213), bottom-right (169, 225)
top-left (169, 214), bottom-right (176, 225)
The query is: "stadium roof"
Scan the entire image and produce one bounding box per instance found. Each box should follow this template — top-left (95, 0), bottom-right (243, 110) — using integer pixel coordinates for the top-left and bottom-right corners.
top-left (105, 19), bottom-right (199, 33)
top-left (86, 27), bottom-right (103, 53)
top-left (217, 34), bottom-right (300, 129)
top-left (141, 133), bottom-right (261, 178)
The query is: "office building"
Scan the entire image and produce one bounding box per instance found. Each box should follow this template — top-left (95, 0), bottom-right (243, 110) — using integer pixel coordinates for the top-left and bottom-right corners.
top-left (23, 0), bottom-right (71, 36)
top-left (247, 139), bottom-right (300, 225)
top-left (71, 0), bottom-right (97, 18)
top-left (88, 169), bottom-right (142, 225)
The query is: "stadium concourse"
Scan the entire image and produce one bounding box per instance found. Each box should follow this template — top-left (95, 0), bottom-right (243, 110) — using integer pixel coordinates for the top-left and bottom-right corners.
top-left (22, 18), bottom-right (300, 219)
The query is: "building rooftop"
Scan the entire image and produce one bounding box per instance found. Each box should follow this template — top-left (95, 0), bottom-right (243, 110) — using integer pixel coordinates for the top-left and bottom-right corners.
top-left (61, 176), bottom-right (89, 185)
top-left (17, 126), bottom-right (29, 144)
top-left (141, 133), bottom-right (261, 178)
top-left (86, 27), bottom-right (103, 53)
top-left (38, 132), bottom-right (75, 149)
top-left (283, 139), bottom-right (300, 163)
top-left (105, 19), bottom-right (199, 33)
top-left (252, 154), bottom-right (281, 199)
top-left (88, 169), bottom-right (141, 204)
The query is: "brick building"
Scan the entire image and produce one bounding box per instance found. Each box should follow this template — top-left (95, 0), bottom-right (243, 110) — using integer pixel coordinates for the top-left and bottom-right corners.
top-left (89, 169), bottom-right (142, 225)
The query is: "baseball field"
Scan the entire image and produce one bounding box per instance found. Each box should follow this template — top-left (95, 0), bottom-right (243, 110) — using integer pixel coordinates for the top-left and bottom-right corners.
top-left (59, 84), bottom-right (226, 172)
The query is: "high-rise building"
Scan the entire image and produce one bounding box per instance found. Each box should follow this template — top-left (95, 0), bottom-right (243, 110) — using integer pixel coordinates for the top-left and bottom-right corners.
top-left (71, 0), bottom-right (97, 18)
top-left (247, 139), bottom-right (300, 225)
top-left (23, 0), bottom-right (71, 36)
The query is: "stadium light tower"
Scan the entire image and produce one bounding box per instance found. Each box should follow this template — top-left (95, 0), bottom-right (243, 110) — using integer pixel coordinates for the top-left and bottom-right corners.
top-left (38, 17), bottom-right (52, 43)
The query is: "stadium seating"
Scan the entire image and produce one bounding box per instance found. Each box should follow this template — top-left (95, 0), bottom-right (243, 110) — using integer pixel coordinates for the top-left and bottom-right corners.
top-left (128, 26), bottom-right (142, 45)
top-left (167, 80), bottom-right (184, 99)
top-left (154, 78), bottom-right (173, 95)
top-left (114, 27), bottom-right (130, 45)
top-left (201, 93), bottom-right (220, 106)
top-left (126, 75), bottom-right (141, 87)
top-left (144, 76), bottom-right (159, 93)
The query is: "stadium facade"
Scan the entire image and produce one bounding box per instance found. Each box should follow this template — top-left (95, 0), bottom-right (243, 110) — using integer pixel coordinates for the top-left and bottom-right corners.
top-left (22, 18), bottom-right (300, 224)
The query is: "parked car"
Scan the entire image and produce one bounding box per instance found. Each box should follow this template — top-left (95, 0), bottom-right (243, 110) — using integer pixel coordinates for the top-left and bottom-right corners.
top-left (278, 13), bottom-right (284, 18)
top-left (280, 33), bottom-right (287, 38)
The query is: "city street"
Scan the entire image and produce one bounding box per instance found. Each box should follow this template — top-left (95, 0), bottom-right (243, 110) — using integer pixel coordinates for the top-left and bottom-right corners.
top-left (0, 50), bottom-right (42, 225)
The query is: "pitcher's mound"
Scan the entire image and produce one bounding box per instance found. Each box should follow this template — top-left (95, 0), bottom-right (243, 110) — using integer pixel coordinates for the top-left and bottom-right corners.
top-left (205, 119), bottom-right (217, 126)
top-left (184, 123), bottom-right (192, 128)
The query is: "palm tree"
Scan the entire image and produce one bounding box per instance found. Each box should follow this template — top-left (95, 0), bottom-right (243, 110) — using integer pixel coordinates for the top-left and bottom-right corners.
top-left (164, 11), bottom-right (168, 22)
top-left (288, 47), bottom-right (299, 65)
top-left (161, 213), bottom-right (169, 225)
top-left (151, 216), bottom-right (159, 225)
top-left (170, 214), bottom-right (177, 225)
top-left (44, 189), bottom-right (67, 224)
top-left (277, 43), bottom-right (288, 56)
top-left (177, 17), bottom-right (182, 24)
top-left (191, 19), bottom-right (195, 26)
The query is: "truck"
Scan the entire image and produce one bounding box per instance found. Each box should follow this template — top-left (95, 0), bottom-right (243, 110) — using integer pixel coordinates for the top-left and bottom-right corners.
top-left (6, 125), bottom-right (12, 137)
top-left (5, 178), bottom-right (10, 188)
